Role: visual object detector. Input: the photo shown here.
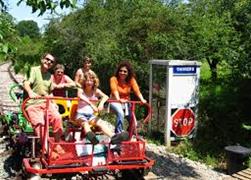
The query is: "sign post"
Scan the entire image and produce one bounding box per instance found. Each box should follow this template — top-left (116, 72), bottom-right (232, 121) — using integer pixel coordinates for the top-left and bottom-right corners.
top-left (149, 60), bottom-right (201, 146)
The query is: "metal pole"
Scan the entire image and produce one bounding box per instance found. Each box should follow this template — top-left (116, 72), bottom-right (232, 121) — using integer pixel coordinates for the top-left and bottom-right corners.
top-left (165, 65), bottom-right (171, 147)
top-left (148, 63), bottom-right (153, 134)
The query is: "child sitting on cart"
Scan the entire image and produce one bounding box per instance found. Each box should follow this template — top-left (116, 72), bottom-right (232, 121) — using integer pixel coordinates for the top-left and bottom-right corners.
top-left (75, 71), bottom-right (129, 144)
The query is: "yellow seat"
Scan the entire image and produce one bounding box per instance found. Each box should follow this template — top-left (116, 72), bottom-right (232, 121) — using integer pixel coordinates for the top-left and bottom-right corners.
top-left (54, 99), bottom-right (71, 119)
top-left (69, 99), bottom-right (78, 123)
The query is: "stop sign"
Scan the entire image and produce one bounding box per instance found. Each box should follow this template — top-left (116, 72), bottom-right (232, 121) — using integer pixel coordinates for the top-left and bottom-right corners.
top-left (171, 108), bottom-right (195, 137)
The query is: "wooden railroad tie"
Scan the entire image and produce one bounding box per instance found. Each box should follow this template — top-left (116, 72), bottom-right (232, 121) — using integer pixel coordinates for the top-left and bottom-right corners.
top-left (231, 168), bottom-right (251, 180)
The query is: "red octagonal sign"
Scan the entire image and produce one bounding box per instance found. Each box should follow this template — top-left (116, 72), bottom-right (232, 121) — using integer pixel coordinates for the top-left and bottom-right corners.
top-left (171, 108), bottom-right (195, 137)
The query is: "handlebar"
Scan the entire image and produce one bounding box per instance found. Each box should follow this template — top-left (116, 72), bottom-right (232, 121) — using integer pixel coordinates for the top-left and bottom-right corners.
top-left (106, 100), bottom-right (152, 125)
top-left (22, 97), bottom-right (152, 127)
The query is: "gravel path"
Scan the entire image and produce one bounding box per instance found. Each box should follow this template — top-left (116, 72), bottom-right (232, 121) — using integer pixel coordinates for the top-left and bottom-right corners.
top-left (146, 143), bottom-right (232, 180)
top-left (0, 62), bottom-right (234, 180)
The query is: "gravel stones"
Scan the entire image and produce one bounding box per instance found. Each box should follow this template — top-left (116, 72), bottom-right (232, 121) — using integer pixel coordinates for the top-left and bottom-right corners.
top-left (146, 143), bottom-right (231, 180)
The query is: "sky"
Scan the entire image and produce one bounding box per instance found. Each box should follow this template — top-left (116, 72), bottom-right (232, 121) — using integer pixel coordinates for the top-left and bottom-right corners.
top-left (8, 1), bottom-right (72, 30)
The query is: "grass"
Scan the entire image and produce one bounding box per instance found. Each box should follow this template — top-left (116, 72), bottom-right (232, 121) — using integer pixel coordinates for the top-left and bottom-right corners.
top-left (145, 133), bottom-right (225, 169)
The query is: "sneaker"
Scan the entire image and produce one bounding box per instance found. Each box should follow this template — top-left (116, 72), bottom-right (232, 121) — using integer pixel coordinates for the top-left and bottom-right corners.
top-left (86, 131), bottom-right (99, 145)
top-left (110, 144), bottom-right (121, 154)
top-left (111, 132), bottom-right (129, 144)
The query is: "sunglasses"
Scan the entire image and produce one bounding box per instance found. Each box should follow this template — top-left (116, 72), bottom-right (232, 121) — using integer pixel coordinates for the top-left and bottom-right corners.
top-left (119, 70), bottom-right (128, 73)
top-left (45, 57), bottom-right (55, 63)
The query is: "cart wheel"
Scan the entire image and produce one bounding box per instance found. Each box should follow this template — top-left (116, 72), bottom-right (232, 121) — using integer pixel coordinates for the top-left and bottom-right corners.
top-left (134, 168), bottom-right (150, 178)
top-left (119, 169), bottom-right (140, 179)
top-left (119, 168), bottom-right (149, 179)
top-left (116, 170), bottom-right (129, 179)
top-left (28, 174), bottom-right (41, 180)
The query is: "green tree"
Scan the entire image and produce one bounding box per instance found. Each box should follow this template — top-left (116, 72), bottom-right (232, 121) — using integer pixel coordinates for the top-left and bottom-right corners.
top-left (16, 20), bottom-right (40, 38)
top-left (0, 0), bottom-right (77, 61)
top-left (42, 0), bottom-right (194, 93)
top-left (13, 36), bottom-right (44, 74)
top-left (17, 0), bottom-right (78, 15)
top-left (227, 0), bottom-right (251, 77)
top-left (185, 0), bottom-right (241, 80)
top-left (0, 12), bottom-right (18, 61)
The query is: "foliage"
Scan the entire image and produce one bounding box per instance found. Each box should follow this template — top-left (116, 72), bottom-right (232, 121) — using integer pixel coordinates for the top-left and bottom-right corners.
top-left (242, 124), bottom-right (251, 131)
top-left (184, 0), bottom-right (241, 80)
top-left (0, 12), bottom-right (19, 61)
top-left (13, 36), bottom-right (44, 74)
top-left (0, 0), bottom-right (78, 61)
top-left (16, 20), bottom-right (40, 38)
top-left (149, 135), bottom-right (222, 167)
top-left (41, 19), bottom-right (81, 81)
top-left (17, 0), bottom-right (78, 16)
top-left (42, 0), bottom-right (193, 93)
top-left (228, 0), bottom-right (251, 77)
top-left (145, 130), bottom-right (165, 145)
top-left (0, 0), bottom-right (7, 12)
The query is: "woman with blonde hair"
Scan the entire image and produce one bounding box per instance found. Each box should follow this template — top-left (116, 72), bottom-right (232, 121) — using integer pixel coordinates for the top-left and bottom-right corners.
top-left (76, 71), bottom-right (129, 144)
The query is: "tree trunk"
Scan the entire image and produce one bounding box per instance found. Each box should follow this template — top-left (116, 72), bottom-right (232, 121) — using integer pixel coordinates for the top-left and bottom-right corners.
top-left (207, 58), bottom-right (218, 81)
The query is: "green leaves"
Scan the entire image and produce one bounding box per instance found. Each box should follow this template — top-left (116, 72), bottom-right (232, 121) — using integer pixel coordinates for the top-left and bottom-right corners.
top-left (16, 20), bottom-right (40, 38)
top-left (17, 0), bottom-right (77, 16)
top-left (0, 13), bottom-right (18, 61)
top-left (2, 44), bottom-right (8, 54)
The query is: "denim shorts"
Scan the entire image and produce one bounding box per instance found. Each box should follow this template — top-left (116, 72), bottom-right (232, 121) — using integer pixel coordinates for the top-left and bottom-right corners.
top-left (76, 112), bottom-right (96, 122)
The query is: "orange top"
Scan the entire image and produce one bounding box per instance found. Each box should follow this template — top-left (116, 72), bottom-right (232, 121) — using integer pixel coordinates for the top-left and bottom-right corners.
top-left (110, 76), bottom-right (141, 100)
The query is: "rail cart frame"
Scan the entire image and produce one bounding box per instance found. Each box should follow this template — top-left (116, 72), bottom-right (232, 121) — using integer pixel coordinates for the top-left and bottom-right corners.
top-left (21, 97), bottom-right (154, 178)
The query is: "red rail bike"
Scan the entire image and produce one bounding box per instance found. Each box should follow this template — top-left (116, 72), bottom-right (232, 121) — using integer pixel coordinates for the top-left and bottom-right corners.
top-left (21, 97), bottom-right (154, 179)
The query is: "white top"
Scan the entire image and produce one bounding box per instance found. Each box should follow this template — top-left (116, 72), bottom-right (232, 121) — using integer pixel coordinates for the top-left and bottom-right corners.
top-left (77, 91), bottom-right (98, 114)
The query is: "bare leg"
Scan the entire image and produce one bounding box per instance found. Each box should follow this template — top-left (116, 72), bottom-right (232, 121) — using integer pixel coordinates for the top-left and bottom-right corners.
top-left (95, 118), bottom-right (129, 143)
top-left (95, 118), bottom-right (114, 137)
top-left (82, 121), bottom-right (92, 133)
top-left (82, 121), bottom-right (99, 144)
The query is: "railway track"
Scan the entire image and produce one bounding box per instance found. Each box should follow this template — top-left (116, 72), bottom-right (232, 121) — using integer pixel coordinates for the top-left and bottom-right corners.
top-left (0, 61), bottom-right (23, 114)
top-left (0, 61), bottom-right (23, 179)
